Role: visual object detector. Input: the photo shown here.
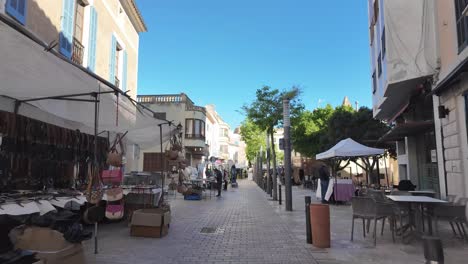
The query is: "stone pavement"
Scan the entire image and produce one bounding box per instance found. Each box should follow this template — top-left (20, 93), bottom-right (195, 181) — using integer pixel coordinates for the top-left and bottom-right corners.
top-left (84, 180), bottom-right (319, 264)
top-left (84, 179), bottom-right (468, 264)
top-left (268, 183), bottom-right (468, 264)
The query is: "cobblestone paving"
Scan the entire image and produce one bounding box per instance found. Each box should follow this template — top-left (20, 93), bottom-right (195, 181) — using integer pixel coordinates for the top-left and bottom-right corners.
top-left (84, 180), bottom-right (319, 264)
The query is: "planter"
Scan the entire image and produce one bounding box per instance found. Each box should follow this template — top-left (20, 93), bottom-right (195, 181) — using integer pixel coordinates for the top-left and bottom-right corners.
top-left (310, 204), bottom-right (330, 248)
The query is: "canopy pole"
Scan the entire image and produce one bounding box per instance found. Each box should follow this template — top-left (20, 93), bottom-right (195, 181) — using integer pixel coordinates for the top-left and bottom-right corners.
top-left (384, 154), bottom-right (389, 187)
top-left (92, 92), bottom-right (99, 255)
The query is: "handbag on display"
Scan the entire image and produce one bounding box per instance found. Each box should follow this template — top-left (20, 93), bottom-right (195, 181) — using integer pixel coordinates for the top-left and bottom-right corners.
top-left (101, 169), bottom-right (123, 183)
top-left (106, 132), bottom-right (127, 167)
top-left (106, 187), bottom-right (123, 201)
top-left (86, 165), bottom-right (103, 204)
top-left (105, 201), bottom-right (124, 220)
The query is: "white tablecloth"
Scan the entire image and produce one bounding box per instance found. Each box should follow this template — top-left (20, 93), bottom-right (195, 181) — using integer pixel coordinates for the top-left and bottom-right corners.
top-left (0, 196), bottom-right (87, 216)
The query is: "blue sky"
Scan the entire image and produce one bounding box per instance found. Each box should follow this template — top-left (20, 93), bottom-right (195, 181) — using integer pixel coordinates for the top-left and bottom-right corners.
top-left (136, 0), bottom-right (371, 128)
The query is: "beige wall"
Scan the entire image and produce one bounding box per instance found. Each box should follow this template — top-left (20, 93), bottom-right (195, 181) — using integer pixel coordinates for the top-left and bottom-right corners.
top-left (5, 0), bottom-right (141, 99)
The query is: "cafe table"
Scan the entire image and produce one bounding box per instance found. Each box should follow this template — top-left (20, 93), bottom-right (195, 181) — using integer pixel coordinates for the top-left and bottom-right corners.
top-left (386, 195), bottom-right (447, 243)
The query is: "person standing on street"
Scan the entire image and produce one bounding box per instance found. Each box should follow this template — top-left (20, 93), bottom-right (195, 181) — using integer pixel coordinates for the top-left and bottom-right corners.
top-left (215, 168), bottom-right (223, 197)
top-left (319, 164), bottom-right (330, 203)
top-left (223, 169), bottom-right (229, 191)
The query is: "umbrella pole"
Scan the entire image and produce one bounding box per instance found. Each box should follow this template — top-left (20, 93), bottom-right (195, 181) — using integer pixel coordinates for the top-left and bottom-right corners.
top-left (384, 154), bottom-right (389, 188)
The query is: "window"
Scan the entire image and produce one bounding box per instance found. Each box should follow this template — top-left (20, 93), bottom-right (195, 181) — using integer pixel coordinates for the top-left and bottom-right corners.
top-left (71, 1), bottom-right (85, 64)
top-left (59, 0), bottom-right (76, 58)
top-left (381, 27), bottom-right (386, 58)
top-left (220, 128), bottom-right (229, 137)
top-left (220, 145), bottom-right (228, 154)
top-left (109, 35), bottom-right (127, 88)
top-left (372, 71), bottom-right (377, 94)
top-left (185, 119), bottom-right (205, 139)
top-left (153, 112), bottom-right (166, 120)
top-left (6, 0), bottom-right (26, 25)
top-left (377, 53), bottom-right (382, 77)
top-left (455, 0), bottom-right (468, 51)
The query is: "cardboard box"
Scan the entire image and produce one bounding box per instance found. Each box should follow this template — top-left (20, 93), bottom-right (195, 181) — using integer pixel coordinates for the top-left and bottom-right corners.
top-left (130, 224), bottom-right (168, 238)
top-left (131, 208), bottom-right (171, 227)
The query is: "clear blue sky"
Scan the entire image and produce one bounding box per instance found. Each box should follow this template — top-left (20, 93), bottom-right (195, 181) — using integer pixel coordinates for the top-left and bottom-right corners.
top-left (136, 0), bottom-right (371, 128)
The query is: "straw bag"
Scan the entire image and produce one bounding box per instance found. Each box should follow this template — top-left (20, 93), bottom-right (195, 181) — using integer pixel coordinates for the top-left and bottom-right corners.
top-left (86, 165), bottom-right (103, 204)
top-left (106, 187), bottom-right (123, 201)
top-left (106, 132), bottom-right (127, 167)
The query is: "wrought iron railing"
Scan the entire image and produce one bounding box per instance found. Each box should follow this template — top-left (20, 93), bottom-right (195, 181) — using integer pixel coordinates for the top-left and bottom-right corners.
top-left (137, 94), bottom-right (183, 104)
top-left (71, 38), bottom-right (84, 65)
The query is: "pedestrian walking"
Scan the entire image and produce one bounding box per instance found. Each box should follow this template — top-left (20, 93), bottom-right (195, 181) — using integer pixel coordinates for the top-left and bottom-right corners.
top-left (319, 164), bottom-right (330, 203)
top-left (223, 169), bottom-right (229, 190)
top-left (215, 168), bottom-right (223, 197)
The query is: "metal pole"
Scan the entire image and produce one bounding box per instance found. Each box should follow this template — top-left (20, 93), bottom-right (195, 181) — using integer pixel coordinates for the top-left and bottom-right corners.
top-left (159, 124), bottom-right (165, 203)
top-left (93, 93), bottom-right (99, 254)
top-left (279, 184), bottom-right (282, 205)
top-left (384, 154), bottom-right (389, 187)
top-left (305, 196), bottom-right (312, 244)
top-left (266, 133), bottom-right (271, 195)
top-left (283, 99), bottom-right (293, 211)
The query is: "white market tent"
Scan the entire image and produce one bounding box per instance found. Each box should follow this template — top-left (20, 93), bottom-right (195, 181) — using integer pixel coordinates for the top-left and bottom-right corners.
top-left (0, 15), bottom-right (172, 148)
top-left (316, 138), bottom-right (384, 160)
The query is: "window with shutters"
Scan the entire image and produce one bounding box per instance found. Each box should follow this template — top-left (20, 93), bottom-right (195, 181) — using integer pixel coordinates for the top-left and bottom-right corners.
top-left (455, 0), bottom-right (468, 52)
top-left (71, 1), bottom-right (85, 65)
top-left (6, 0), bottom-right (26, 25)
top-left (60, 0), bottom-right (76, 58)
top-left (185, 119), bottom-right (205, 140)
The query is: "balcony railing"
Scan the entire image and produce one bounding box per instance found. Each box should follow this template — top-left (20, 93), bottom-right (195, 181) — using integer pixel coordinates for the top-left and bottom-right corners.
top-left (115, 76), bottom-right (120, 88)
top-left (71, 38), bottom-right (84, 65)
top-left (137, 94), bottom-right (183, 104)
top-left (185, 134), bottom-right (206, 141)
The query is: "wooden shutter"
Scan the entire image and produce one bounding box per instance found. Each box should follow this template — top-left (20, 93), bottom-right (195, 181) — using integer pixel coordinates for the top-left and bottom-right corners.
top-left (59, 0), bottom-right (75, 58)
top-left (87, 6), bottom-right (98, 72)
top-left (6, 0), bottom-right (27, 25)
top-left (122, 50), bottom-right (128, 91)
top-left (109, 35), bottom-right (117, 83)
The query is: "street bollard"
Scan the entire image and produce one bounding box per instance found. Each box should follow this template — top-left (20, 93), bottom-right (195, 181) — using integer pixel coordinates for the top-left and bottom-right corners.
top-left (305, 196), bottom-right (312, 244)
top-left (423, 236), bottom-right (444, 264)
top-left (279, 184), bottom-right (282, 205)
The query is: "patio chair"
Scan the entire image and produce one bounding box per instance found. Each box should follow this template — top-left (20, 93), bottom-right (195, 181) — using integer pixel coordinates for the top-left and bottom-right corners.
top-left (434, 197), bottom-right (468, 239)
top-left (351, 197), bottom-right (396, 246)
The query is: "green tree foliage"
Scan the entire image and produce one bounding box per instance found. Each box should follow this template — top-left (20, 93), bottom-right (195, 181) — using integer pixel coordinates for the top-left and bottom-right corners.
top-left (239, 119), bottom-right (266, 165)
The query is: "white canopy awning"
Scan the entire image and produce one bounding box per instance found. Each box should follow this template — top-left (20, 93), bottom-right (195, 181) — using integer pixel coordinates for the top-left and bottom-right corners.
top-left (316, 138), bottom-right (385, 160)
top-left (0, 16), bottom-right (168, 147)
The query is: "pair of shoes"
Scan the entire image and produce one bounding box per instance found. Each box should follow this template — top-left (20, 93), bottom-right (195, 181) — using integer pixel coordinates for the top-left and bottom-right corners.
top-left (216, 195), bottom-right (220, 197)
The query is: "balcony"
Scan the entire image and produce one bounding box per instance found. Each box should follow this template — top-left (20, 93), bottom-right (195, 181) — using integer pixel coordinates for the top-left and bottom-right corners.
top-left (137, 94), bottom-right (183, 104)
top-left (71, 38), bottom-right (84, 65)
top-left (185, 134), bottom-right (206, 141)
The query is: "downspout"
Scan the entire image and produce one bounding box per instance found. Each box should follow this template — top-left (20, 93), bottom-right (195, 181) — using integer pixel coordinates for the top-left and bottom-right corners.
top-left (438, 96), bottom-right (449, 197)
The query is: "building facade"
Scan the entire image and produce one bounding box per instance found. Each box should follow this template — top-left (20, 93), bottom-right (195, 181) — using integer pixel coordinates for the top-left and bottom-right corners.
top-left (432, 0), bottom-right (468, 199)
top-left (137, 93), bottom-right (207, 171)
top-left (205, 104), bottom-right (230, 160)
top-left (1, 0), bottom-right (146, 99)
top-left (368, 0), bottom-right (440, 193)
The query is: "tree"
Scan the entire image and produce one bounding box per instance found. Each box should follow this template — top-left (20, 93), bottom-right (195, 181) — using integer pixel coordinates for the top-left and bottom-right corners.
top-left (242, 86), bottom-right (303, 198)
top-left (239, 119), bottom-right (266, 165)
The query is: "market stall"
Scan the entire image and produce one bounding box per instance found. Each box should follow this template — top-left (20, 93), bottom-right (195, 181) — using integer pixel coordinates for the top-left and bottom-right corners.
top-left (316, 138), bottom-right (385, 202)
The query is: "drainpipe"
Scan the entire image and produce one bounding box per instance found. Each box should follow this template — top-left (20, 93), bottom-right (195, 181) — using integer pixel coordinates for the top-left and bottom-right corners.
top-left (438, 96), bottom-right (449, 197)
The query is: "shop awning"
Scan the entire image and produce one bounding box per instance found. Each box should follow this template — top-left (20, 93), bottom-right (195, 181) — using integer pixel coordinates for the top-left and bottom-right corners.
top-left (378, 120), bottom-right (435, 142)
top-left (0, 15), bottom-right (168, 146)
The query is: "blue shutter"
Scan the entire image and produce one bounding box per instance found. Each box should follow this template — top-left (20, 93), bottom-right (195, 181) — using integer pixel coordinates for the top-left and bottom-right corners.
top-left (87, 6), bottom-right (98, 72)
top-left (109, 35), bottom-right (117, 83)
top-left (6, 0), bottom-right (27, 25)
top-left (59, 0), bottom-right (75, 58)
top-left (122, 51), bottom-right (128, 91)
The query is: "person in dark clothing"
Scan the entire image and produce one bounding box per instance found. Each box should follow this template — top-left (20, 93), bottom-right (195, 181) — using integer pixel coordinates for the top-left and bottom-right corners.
top-left (299, 169), bottom-right (305, 185)
top-left (319, 164), bottom-right (330, 203)
top-left (214, 168), bottom-right (223, 197)
top-left (223, 169), bottom-right (229, 190)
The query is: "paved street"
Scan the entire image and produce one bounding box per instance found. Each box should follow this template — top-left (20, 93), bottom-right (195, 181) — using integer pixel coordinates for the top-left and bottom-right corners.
top-left (84, 180), bottom-right (468, 264)
top-left (84, 180), bottom-right (319, 264)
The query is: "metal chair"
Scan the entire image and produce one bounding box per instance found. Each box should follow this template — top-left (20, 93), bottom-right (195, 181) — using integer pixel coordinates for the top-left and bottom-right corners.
top-left (351, 197), bottom-right (396, 246)
top-left (434, 197), bottom-right (468, 239)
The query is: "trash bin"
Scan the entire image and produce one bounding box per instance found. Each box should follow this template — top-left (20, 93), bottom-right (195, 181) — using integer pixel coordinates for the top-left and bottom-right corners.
top-left (310, 204), bottom-right (330, 248)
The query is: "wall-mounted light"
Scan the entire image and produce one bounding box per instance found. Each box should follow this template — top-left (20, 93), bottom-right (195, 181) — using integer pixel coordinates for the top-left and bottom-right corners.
top-left (438, 105), bottom-right (450, 119)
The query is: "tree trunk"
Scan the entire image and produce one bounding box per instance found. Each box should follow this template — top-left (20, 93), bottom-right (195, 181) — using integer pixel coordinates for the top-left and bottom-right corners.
top-left (270, 128), bottom-right (278, 200)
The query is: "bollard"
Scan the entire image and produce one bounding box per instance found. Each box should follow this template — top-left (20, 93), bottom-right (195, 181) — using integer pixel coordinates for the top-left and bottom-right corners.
top-left (423, 236), bottom-right (444, 264)
top-left (279, 184), bottom-right (282, 205)
top-left (305, 196), bottom-right (312, 244)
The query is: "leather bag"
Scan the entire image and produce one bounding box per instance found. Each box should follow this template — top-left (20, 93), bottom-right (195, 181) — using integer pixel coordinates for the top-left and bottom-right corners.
top-left (105, 201), bottom-right (124, 220)
top-left (106, 187), bottom-right (123, 201)
top-left (101, 169), bottom-right (123, 184)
